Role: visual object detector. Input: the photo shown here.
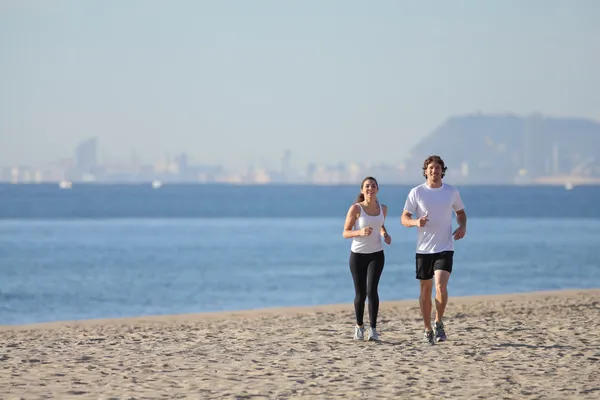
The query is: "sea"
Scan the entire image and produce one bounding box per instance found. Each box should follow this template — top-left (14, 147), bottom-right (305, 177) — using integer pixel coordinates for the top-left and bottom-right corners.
top-left (1, 183), bottom-right (600, 326)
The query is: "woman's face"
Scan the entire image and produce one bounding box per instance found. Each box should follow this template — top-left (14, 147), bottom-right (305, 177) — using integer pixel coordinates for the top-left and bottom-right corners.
top-left (361, 179), bottom-right (378, 198)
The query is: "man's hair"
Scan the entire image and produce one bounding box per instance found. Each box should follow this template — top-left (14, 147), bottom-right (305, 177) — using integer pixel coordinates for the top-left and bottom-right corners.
top-left (422, 155), bottom-right (447, 179)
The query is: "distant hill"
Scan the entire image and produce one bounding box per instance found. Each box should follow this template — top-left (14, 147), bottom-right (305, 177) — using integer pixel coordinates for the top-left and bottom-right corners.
top-left (404, 113), bottom-right (600, 185)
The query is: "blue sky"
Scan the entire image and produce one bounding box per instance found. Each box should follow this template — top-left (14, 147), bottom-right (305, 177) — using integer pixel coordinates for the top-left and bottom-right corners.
top-left (1, 0), bottom-right (599, 170)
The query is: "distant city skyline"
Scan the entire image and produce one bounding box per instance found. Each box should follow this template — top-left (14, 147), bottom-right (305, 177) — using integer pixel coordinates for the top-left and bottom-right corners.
top-left (2, 1), bottom-right (600, 170)
top-left (1, 135), bottom-right (415, 184)
top-left (4, 109), bottom-right (600, 186)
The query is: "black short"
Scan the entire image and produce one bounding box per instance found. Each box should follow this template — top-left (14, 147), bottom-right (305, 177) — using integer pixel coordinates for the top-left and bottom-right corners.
top-left (415, 251), bottom-right (454, 280)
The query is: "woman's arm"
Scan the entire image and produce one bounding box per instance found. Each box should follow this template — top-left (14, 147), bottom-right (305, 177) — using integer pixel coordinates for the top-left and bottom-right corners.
top-left (380, 205), bottom-right (389, 238)
top-left (343, 204), bottom-right (368, 238)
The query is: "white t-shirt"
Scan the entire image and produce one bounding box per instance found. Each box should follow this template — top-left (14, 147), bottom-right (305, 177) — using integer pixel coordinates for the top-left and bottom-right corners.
top-left (403, 183), bottom-right (465, 254)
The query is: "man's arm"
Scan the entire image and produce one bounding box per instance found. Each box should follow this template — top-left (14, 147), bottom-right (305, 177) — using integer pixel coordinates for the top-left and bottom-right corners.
top-left (401, 189), bottom-right (426, 228)
top-left (452, 189), bottom-right (466, 228)
top-left (402, 210), bottom-right (429, 228)
top-left (455, 209), bottom-right (467, 228)
top-left (453, 209), bottom-right (467, 240)
top-left (401, 210), bottom-right (415, 228)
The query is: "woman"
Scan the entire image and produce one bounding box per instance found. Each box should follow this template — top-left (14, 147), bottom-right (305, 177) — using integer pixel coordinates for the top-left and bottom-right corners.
top-left (342, 176), bottom-right (391, 341)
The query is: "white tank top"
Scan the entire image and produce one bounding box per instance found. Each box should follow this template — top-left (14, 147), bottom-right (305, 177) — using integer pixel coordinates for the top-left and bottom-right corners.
top-left (350, 202), bottom-right (385, 254)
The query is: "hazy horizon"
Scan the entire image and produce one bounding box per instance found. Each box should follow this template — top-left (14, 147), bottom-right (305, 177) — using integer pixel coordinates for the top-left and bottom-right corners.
top-left (2, 0), bottom-right (599, 170)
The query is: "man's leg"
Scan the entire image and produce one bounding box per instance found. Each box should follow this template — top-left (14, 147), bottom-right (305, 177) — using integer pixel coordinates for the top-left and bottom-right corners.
top-left (434, 270), bottom-right (450, 323)
top-left (416, 254), bottom-right (435, 344)
top-left (419, 279), bottom-right (433, 330)
top-left (433, 251), bottom-right (453, 342)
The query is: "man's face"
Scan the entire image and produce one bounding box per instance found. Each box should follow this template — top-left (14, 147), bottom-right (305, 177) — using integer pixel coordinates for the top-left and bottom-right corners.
top-left (426, 162), bottom-right (443, 181)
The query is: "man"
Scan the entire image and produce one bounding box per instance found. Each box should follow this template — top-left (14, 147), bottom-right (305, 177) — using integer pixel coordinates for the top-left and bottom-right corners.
top-left (401, 155), bottom-right (467, 344)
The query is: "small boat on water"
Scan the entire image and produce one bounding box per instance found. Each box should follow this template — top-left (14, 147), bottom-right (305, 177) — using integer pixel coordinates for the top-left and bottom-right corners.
top-left (58, 180), bottom-right (72, 189)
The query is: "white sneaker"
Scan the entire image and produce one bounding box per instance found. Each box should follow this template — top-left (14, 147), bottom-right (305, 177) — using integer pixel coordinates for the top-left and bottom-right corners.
top-left (354, 325), bottom-right (365, 340)
top-left (367, 327), bottom-right (380, 341)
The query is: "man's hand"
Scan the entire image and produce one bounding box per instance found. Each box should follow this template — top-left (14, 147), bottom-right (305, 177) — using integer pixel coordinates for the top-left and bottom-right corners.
top-left (416, 215), bottom-right (429, 227)
top-left (453, 226), bottom-right (466, 240)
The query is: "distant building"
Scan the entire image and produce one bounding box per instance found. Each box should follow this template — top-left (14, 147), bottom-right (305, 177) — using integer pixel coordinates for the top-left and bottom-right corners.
top-left (75, 138), bottom-right (98, 174)
top-left (174, 153), bottom-right (188, 176)
top-left (281, 149), bottom-right (291, 183)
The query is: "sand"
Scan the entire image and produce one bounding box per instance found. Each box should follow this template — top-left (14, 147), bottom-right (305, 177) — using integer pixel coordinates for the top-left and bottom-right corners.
top-left (1, 289), bottom-right (599, 399)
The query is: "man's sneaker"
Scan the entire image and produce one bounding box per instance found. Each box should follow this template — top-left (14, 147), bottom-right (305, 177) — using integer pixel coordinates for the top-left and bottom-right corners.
top-left (367, 327), bottom-right (380, 342)
top-left (433, 321), bottom-right (447, 342)
top-left (423, 329), bottom-right (435, 345)
top-left (354, 325), bottom-right (365, 340)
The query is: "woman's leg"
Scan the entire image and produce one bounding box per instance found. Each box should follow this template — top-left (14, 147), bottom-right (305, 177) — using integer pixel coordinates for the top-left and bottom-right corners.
top-left (366, 251), bottom-right (385, 328)
top-left (349, 252), bottom-right (368, 326)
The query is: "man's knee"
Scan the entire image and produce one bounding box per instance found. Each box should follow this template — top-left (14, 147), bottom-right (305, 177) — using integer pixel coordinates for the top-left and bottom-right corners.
top-left (420, 279), bottom-right (433, 294)
top-left (435, 281), bottom-right (448, 296)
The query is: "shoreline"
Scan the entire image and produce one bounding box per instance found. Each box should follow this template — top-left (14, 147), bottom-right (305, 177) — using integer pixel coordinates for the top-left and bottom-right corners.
top-left (1, 287), bottom-right (599, 398)
top-left (2, 287), bottom-right (597, 331)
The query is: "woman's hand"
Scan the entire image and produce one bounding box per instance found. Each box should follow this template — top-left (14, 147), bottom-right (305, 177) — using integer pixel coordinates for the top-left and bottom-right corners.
top-left (360, 227), bottom-right (373, 236)
top-left (384, 234), bottom-right (392, 245)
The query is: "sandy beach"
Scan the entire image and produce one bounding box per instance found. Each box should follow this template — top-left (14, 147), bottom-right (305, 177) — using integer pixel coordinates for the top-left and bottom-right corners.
top-left (1, 289), bottom-right (599, 399)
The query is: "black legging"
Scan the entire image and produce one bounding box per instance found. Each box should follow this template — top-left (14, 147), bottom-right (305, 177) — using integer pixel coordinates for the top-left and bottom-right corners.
top-left (349, 250), bottom-right (385, 328)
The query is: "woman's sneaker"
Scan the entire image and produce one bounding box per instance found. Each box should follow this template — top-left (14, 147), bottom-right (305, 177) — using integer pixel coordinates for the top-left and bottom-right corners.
top-left (367, 327), bottom-right (380, 342)
top-left (354, 325), bottom-right (365, 340)
top-left (433, 321), bottom-right (447, 342)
